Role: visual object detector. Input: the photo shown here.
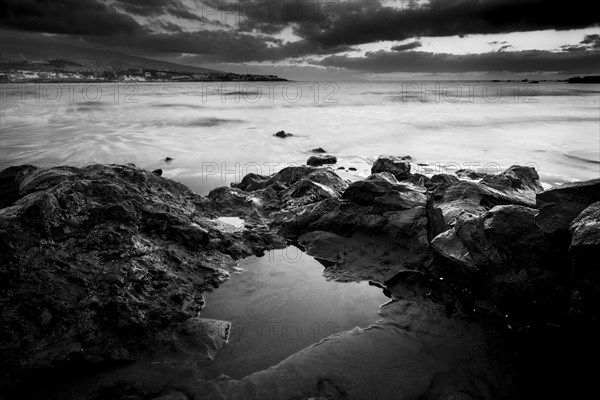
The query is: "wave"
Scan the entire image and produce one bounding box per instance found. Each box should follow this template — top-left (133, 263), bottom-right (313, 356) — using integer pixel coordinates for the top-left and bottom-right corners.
top-left (564, 151), bottom-right (600, 165)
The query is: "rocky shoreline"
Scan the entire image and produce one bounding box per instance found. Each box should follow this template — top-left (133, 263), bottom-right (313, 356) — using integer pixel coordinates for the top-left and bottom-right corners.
top-left (0, 157), bottom-right (598, 399)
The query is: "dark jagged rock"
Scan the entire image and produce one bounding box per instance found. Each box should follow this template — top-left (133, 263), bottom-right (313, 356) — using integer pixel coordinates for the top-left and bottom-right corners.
top-left (481, 165), bottom-right (544, 193)
top-left (0, 165), bottom-right (38, 208)
top-left (231, 172), bottom-right (270, 192)
top-left (307, 154), bottom-right (337, 166)
top-left (274, 130), bottom-right (293, 138)
top-left (164, 157), bottom-right (173, 163)
top-left (0, 164), bottom-right (284, 377)
top-left (536, 178), bottom-right (600, 235)
top-left (570, 202), bottom-right (600, 314)
top-left (152, 168), bottom-right (163, 176)
top-left (429, 165), bottom-right (542, 232)
top-left (342, 172), bottom-right (426, 210)
top-left (371, 155), bottom-right (411, 178)
top-left (455, 169), bottom-right (487, 180)
top-left (426, 174), bottom-right (460, 190)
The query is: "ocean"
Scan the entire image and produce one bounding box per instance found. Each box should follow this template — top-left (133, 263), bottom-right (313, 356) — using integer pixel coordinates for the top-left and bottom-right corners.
top-left (1, 80), bottom-right (598, 195)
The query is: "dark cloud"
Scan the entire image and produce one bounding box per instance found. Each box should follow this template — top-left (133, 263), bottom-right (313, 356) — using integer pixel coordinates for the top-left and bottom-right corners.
top-left (581, 33), bottom-right (600, 49)
top-left (318, 50), bottom-right (600, 74)
top-left (0, 0), bottom-right (141, 35)
top-left (391, 41), bottom-right (422, 51)
top-left (221, 0), bottom-right (600, 51)
top-left (301, 0), bottom-right (599, 50)
top-left (561, 33), bottom-right (600, 52)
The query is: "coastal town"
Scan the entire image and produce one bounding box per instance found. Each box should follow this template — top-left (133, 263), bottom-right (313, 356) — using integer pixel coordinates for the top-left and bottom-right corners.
top-left (0, 60), bottom-right (286, 83)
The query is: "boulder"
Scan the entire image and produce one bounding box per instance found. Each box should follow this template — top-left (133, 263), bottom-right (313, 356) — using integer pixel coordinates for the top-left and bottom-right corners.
top-left (0, 165), bottom-right (38, 208)
top-left (429, 166), bottom-right (543, 233)
top-left (231, 173), bottom-right (270, 192)
top-left (371, 155), bottom-right (411, 178)
top-left (536, 179), bottom-right (600, 235)
top-left (455, 169), bottom-right (487, 180)
top-left (0, 164), bottom-right (283, 375)
top-left (481, 165), bottom-right (544, 193)
top-left (311, 147), bottom-right (327, 153)
top-left (307, 154), bottom-right (337, 167)
top-left (570, 202), bottom-right (600, 313)
top-left (426, 174), bottom-right (460, 190)
top-left (342, 172), bottom-right (426, 209)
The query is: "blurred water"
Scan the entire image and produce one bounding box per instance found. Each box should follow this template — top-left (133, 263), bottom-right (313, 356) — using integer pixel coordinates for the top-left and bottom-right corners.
top-left (1, 81), bottom-right (598, 194)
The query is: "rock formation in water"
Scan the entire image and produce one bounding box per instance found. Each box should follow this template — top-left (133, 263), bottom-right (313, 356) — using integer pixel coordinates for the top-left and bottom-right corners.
top-left (1, 156), bottom-right (599, 400)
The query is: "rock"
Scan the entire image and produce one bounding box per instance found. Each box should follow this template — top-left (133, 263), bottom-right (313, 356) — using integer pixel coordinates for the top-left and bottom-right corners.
top-left (429, 166), bottom-right (542, 232)
top-left (570, 202), bottom-right (600, 313)
top-left (481, 165), bottom-right (543, 193)
top-left (152, 169), bottom-right (163, 176)
top-left (307, 155), bottom-right (337, 167)
top-left (274, 130), bottom-right (293, 138)
top-left (482, 205), bottom-right (547, 266)
top-left (0, 165), bottom-right (38, 208)
top-left (231, 173), bottom-right (270, 192)
top-left (536, 178), bottom-right (600, 235)
top-left (371, 155), bottom-right (411, 178)
top-left (348, 167), bottom-right (357, 171)
top-left (342, 172), bottom-right (426, 209)
top-left (164, 157), bottom-right (173, 163)
top-left (455, 169), bottom-right (486, 180)
top-left (426, 174), bottom-right (460, 190)
top-left (0, 164), bottom-right (283, 375)
top-left (265, 166), bottom-right (348, 194)
top-left (311, 147), bottom-right (327, 153)
top-left (152, 391), bottom-right (188, 400)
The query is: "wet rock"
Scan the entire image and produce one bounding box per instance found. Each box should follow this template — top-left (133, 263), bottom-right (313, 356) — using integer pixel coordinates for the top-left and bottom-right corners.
top-left (536, 178), bottom-right (600, 235)
top-left (306, 154), bottom-right (337, 167)
top-left (342, 172), bottom-right (426, 208)
top-left (570, 202), bottom-right (600, 313)
top-left (274, 130), bottom-right (293, 138)
top-left (231, 173), bottom-right (270, 192)
top-left (348, 167), bottom-right (357, 171)
top-left (481, 165), bottom-right (544, 193)
top-left (426, 174), bottom-right (460, 190)
top-left (429, 166), bottom-right (542, 232)
top-left (0, 165), bottom-right (38, 208)
top-left (164, 157), bottom-right (173, 163)
top-left (371, 155), bottom-right (411, 179)
top-left (0, 164), bottom-right (283, 376)
top-left (152, 169), bottom-right (163, 176)
top-left (455, 169), bottom-right (487, 180)
top-left (152, 391), bottom-right (188, 400)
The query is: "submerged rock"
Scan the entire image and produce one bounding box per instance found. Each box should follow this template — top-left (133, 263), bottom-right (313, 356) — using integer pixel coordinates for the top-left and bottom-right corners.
top-left (274, 130), bottom-right (293, 138)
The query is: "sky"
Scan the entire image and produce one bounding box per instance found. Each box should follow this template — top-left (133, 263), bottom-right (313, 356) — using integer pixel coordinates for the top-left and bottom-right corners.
top-left (1, 0), bottom-right (599, 80)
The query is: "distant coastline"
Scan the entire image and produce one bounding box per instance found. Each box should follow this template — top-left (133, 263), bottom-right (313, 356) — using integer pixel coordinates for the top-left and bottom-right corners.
top-left (0, 60), bottom-right (287, 83)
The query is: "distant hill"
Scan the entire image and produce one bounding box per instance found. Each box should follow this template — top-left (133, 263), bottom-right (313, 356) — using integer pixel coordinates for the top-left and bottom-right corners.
top-left (567, 76), bottom-right (600, 84)
top-left (0, 32), bottom-right (222, 74)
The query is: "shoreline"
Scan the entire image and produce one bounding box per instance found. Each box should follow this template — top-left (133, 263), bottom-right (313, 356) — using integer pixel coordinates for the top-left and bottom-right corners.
top-left (1, 157), bottom-right (599, 399)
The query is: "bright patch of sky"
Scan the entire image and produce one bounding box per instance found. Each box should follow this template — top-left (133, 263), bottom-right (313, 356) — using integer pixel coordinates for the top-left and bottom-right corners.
top-left (334, 28), bottom-right (600, 58)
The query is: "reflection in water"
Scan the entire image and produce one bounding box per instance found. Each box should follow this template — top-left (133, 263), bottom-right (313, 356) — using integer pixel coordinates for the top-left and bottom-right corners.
top-left (200, 247), bottom-right (389, 379)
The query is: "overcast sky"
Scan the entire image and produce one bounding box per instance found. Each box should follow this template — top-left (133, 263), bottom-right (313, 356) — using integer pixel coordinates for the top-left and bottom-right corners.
top-left (1, 0), bottom-right (599, 80)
